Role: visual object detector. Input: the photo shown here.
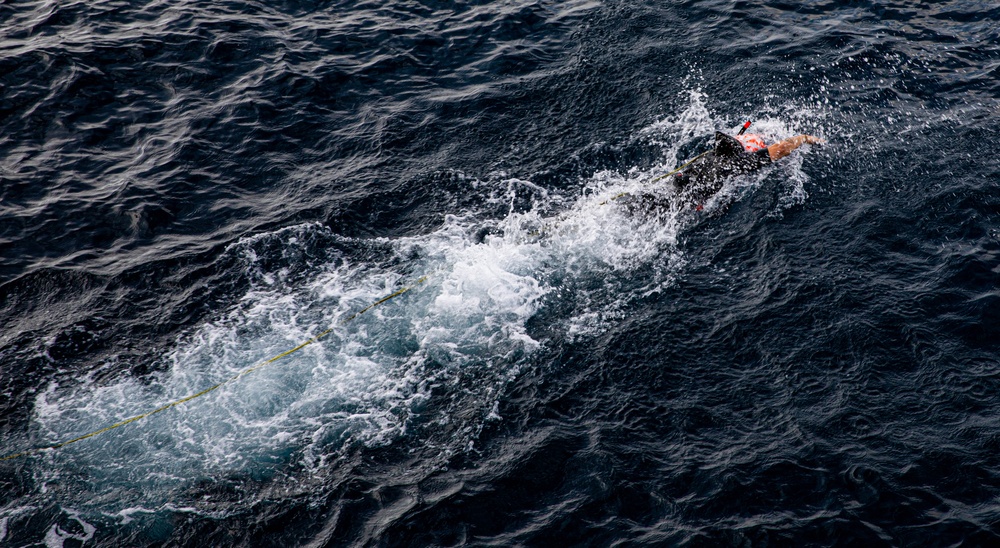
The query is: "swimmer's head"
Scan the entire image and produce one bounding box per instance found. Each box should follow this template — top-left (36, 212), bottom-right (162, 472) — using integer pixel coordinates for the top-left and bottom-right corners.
top-left (736, 133), bottom-right (767, 152)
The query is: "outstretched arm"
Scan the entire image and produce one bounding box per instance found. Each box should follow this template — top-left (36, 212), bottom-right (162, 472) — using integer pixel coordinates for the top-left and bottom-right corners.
top-left (767, 134), bottom-right (824, 161)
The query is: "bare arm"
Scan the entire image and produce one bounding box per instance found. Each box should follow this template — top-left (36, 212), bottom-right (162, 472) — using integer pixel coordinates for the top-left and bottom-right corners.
top-left (767, 134), bottom-right (824, 162)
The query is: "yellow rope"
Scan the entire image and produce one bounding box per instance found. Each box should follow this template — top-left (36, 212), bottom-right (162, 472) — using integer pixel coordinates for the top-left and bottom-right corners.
top-left (1, 275), bottom-right (429, 461)
top-left (598, 151), bottom-right (709, 206)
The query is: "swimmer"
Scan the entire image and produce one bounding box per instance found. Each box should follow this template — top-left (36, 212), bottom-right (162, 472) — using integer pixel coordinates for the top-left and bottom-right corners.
top-left (623, 125), bottom-right (824, 214)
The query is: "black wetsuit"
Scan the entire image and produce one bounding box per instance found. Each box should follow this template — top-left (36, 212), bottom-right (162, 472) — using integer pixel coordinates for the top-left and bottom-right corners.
top-left (620, 131), bottom-right (772, 216)
top-left (672, 131), bottom-right (772, 204)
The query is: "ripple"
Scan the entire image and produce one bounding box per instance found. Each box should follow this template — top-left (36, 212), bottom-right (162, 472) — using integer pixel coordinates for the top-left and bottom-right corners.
top-left (3, 0), bottom-right (1000, 545)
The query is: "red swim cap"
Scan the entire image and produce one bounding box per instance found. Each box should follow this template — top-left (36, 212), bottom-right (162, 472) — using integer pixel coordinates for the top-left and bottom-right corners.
top-left (736, 133), bottom-right (767, 152)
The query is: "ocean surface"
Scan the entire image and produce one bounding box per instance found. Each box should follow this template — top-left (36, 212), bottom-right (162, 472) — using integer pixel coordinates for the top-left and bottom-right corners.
top-left (2, 0), bottom-right (999, 546)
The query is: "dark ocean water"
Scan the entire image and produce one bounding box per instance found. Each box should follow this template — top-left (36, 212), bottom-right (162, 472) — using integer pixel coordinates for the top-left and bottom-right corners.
top-left (2, 0), bottom-right (1000, 545)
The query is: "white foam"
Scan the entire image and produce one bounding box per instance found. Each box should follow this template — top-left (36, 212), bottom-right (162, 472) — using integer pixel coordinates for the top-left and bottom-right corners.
top-left (43, 510), bottom-right (95, 548)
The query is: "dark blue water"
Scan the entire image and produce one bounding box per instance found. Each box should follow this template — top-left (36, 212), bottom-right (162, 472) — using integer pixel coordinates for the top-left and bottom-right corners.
top-left (3, 0), bottom-right (1000, 545)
